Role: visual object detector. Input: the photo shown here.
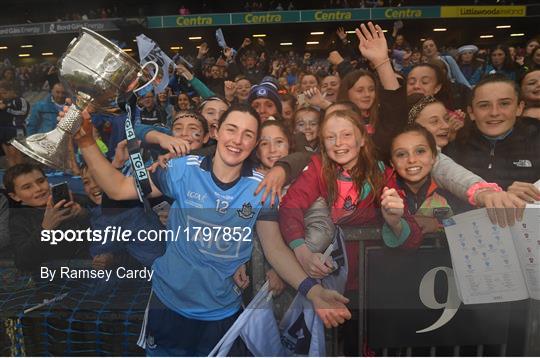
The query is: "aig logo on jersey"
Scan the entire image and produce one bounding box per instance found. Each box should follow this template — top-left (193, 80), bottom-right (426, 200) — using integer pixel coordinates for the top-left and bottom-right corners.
top-left (237, 202), bottom-right (254, 219)
top-left (513, 159), bottom-right (532, 168)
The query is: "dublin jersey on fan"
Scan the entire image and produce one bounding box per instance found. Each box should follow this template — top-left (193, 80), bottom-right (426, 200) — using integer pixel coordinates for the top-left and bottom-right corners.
top-left (149, 154), bottom-right (276, 321)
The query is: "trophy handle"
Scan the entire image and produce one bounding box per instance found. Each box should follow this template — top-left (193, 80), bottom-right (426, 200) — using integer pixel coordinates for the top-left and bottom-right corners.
top-left (134, 61), bottom-right (160, 94)
top-left (57, 105), bottom-right (83, 136)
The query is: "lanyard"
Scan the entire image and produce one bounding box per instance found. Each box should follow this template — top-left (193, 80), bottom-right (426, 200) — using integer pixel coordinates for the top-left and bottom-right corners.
top-left (124, 98), bottom-right (152, 203)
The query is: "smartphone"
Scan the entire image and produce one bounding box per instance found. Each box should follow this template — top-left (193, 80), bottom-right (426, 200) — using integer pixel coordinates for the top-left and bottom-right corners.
top-left (51, 182), bottom-right (70, 205)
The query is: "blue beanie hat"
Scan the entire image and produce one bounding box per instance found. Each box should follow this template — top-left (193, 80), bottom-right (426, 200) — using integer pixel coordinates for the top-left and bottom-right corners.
top-left (248, 79), bottom-right (283, 115)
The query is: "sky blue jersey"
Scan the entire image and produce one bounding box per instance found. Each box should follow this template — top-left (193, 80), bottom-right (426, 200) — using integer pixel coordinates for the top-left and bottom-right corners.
top-left (150, 154), bottom-right (276, 321)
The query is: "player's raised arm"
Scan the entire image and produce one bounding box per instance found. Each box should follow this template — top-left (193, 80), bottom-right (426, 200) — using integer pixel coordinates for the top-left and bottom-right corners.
top-left (74, 108), bottom-right (162, 201)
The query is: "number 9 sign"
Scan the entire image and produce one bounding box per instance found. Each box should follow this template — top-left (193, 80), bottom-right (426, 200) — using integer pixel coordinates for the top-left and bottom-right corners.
top-left (416, 267), bottom-right (461, 333)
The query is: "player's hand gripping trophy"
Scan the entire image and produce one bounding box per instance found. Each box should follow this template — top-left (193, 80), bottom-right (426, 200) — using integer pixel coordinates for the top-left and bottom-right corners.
top-left (11, 28), bottom-right (158, 172)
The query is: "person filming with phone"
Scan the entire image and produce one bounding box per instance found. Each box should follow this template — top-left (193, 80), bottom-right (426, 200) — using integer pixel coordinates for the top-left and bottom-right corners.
top-left (3, 163), bottom-right (90, 271)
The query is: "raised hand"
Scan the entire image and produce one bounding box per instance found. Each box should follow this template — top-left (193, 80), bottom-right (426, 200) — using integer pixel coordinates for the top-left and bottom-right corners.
top-left (241, 37), bottom-right (252, 48)
top-left (328, 50), bottom-right (344, 66)
top-left (381, 187), bottom-right (405, 228)
top-left (176, 63), bottom-right (193, 81)
top-left (355, 22), bottom-right (389, 64)
top-left (224, 80), bottom-right (237, 101)
top-left (197, 42), bottom-right (209, 58)
top-left (223, 47), bottom-right (234, 60)
top-left (336, 26), bottom-right (347, 41)
top-left (304, 87), bottom-right (331, 110)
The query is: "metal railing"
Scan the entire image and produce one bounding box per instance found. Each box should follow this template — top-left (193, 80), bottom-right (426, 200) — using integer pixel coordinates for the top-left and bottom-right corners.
top-left (328, 226), bottom-right (539, 357)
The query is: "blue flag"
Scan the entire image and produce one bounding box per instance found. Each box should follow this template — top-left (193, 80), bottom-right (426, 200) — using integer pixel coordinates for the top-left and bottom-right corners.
top-left (136, 34), bottom-right (175, 93)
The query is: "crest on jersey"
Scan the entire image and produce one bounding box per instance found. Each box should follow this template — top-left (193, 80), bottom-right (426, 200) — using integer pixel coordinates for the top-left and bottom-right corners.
top-left (343, 195), bottom-right (356, 211)
top-left (237, 202), bottom-right (254, 219)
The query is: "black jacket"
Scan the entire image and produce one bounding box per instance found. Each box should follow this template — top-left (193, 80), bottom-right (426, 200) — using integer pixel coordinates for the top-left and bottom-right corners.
top-left (443, 117), bottom-right (540, 190)
top-left (8, 204), bottom-right (90, 271)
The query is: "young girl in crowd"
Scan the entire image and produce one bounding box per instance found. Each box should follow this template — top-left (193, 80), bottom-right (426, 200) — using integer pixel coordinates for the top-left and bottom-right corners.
top-left (406, 94), bottom-right (451, 148)
top-left (280, 93), bottom-right (296, 124)
top-left (456, 45), bottom-right (483, 87)
top-left (526, 37), bottom-right (540, 57)
top-left (197, 96), bottom-right (229, 141)
top-left (483, 44), bottom-right (519, 81)
top-left (174, 92), bottom-right (193, 113)
top-left (256, 120), bottom-right (293, 174)
top-left (521, 69), bottom-right (540, 120)
top-left (407, 63), bottom-right (449, 104)
top-left (237, 120), bottom-right (294, 303)
top-left (525, 46), bottom-right (540, 71)
top-left (293, 106), bottom-right (321, 151)
top-left (337, 69), bottom-right (378, 130)
top-left (390, 125), bottom-right (465, 236)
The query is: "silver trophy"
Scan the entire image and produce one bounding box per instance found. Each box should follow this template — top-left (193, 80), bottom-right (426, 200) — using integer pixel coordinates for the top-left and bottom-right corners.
top-left (11, 28), bottom-right (158, 172)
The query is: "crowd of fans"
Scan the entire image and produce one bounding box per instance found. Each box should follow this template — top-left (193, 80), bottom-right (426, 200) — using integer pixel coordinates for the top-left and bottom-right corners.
top-left (0, 15), bottom-right (539, 356)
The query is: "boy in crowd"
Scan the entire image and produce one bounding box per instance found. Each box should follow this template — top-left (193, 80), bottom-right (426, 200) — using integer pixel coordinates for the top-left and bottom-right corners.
top-left (136, 90), bottom-right (168, 127)
top-left (134, 110), bottom-right (210, 154)
top-left (3, 163), bottom-right (90, 271)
